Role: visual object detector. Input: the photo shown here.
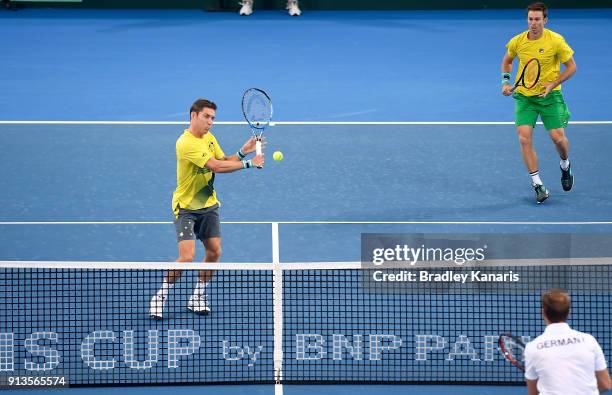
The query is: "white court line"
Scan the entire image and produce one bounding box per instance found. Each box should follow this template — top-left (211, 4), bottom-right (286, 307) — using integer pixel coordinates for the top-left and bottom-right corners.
top-left (272, 223), bottom-right (280, 263)
top-left (277, 221), bottom-right (612, 225)
top-left (0, 221), bottom-right (265, 225)
top-left (271, 222), bottom-right (284, 394)
top-left (0, 120), bottom-right (611, 125)
top-left (0, 260), bottom-right (359, 270)
top-left (3, 258), bottom-right (611, 270)
top-left (1, 221), bottom-right (612, 225)
top-left (0, 121), bottom-right (190, 125)
top-left (270, 121), bottom-right (612, 125)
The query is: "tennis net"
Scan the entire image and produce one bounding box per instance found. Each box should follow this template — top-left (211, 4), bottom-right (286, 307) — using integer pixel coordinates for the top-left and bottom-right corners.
top-left (1, 260), bottom-right (611, 387)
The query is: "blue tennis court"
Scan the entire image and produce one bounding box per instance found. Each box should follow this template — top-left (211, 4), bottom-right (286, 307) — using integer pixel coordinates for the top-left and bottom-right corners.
top-left (1, 6), bottom-right (612, 395)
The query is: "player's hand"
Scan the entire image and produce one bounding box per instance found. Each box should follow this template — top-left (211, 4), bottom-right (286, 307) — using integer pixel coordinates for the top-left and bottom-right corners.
top-left (538, 82), bottom-right (555, 98)
top-left (242, 136), bottom-right (267, 154)
top-left (502, 84), bottom-right (512, 96)
top-left (252, 153), bottom-right (265, 169)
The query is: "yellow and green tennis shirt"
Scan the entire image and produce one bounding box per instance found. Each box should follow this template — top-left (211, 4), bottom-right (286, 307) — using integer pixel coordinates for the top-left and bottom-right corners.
top-left (506, 28), bottom-right (574, 97)
top-left (172, 129), bottom-right (225, 216)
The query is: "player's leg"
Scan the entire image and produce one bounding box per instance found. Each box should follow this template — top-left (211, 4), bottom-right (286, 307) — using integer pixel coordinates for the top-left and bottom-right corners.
top-left (516, 125), bottom-right (548, 203)
top-left (194, 238), bottom-right (219, 287)
top-left (541, 91), bottom-right (573, 191)
top-left (548, 128), bottom-right (569, 160)
top-left (515, 94), bottom-right (549, 203)
top-left (204, 237), bottom-right (222, 263)
top-left (188, 205), bottom-right (221, 314)
top-left (517, 125), bottom-right (538, 173)
top-left (548, 127), bottom-right (573, 190)
top-left (150, 211), bottom-right (198, 319)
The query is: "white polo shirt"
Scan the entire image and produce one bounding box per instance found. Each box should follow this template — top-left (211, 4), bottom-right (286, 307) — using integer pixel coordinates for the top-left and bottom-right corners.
top-left (525, 322), bottom-right (608, 395)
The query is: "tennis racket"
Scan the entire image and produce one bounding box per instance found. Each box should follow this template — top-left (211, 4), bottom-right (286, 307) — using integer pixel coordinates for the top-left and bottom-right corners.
top-left (241, 88), bottom-right (273, 156)
top-left (498, 333), bottom-right (526, 371)
top-left (509, 58), bottom-right (541, 93)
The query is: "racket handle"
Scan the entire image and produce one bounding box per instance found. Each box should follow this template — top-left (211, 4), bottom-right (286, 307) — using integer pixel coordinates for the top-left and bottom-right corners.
top-left (256, 140), bottom-right (262, 156)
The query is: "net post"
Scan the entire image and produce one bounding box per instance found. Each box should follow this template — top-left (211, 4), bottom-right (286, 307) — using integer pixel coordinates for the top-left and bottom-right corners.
top-left (272, 222), bottom-right (284, 385)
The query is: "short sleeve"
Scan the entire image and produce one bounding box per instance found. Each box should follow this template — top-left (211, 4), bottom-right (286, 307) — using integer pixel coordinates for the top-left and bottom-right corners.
top-left (556, 34), bottom-right (574, 63)
top-left (177, 141), bottom-right (209, 168)
top-left (524, 344), bottom-right (538, 380)
top-left (593, 338), bottom-right (608, 371)
top-left (506, 36), bottom-right (518, 58)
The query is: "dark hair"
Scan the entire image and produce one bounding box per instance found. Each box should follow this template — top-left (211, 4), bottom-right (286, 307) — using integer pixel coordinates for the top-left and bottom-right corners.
top-left (190, 99), bottom-right (217, 115)
top-left (527, 2), bottom-right (548, 18)
top-left (542, 289), bottom-right (570, 323)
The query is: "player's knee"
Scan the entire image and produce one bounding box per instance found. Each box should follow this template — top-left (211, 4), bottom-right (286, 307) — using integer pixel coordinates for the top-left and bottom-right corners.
top-left (178, 250), bottom-right (196, 262)
top-left (207, 246), bottom-right (222, 261)
top-left (518, 134), bottom-right (532, 148)
top-left (177, 240), bottom-right (196, 262)
top-left (167, 270), bottom-right (183, 282)
top-left (549, 129), bottom-right (566, 145)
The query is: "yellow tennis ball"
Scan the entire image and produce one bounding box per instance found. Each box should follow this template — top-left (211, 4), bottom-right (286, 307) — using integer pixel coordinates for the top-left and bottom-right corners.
top-left (273, 151), bottom-right (284, 161)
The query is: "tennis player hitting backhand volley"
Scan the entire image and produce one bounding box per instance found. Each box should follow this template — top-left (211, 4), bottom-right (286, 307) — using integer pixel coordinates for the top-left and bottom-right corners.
top-left (149, 98), bottom-right (264, 319)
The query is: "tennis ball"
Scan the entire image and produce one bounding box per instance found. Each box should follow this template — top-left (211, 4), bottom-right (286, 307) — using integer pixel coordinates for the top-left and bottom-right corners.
top-left (273, 151), bottom-right (284, 161)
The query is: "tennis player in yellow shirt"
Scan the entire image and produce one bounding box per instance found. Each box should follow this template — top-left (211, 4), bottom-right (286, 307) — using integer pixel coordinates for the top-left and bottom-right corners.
top-left (150, 98), bottom-right (264, 319)
top-left (501, 2), bottom-right (577, 204)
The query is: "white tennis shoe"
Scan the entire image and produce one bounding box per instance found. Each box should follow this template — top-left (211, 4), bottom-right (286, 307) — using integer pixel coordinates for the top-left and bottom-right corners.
top-left (149, 295), bottom-right (167, 319)
top-left (188, 294), bottom-right (211, 314)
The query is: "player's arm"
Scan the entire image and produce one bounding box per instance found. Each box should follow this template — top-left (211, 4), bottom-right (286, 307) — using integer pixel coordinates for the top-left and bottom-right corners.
top-left (524, 346), bottom-right (539, 395)
top-left (501, 52), bottom-right (515, 96)
top-left (526, 379), bottom-right (539, 395)
top-left (596, 369), bottom-right (612, 393)
top-left (205, 155), bottom-right (264, 172)
top-left (592, 339), bottom-right (612, 393)
top-left (180, 144), bottom-right (264, 172)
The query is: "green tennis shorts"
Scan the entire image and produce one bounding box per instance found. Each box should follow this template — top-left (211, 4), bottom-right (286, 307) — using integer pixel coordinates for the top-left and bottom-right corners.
top-left (514, 90), bottom-right (571, 130)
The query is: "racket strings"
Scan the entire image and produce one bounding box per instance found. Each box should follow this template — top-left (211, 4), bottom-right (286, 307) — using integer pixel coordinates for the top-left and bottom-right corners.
top-left (500, 335), bottom-right (526, 364)
top-left (522, 60), bottom-right (540, 89)
top-left (243, 91), bottom-right (272, 128)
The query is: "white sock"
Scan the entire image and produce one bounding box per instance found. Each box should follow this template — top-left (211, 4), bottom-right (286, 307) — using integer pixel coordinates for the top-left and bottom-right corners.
top-left (193, 280), bottom-right (209, 297)
top-left (530, 171), bottom-right (543, 186)
top-left (156, 280), bottom-right (173, 299)
top-left (560, 158), bottom-right (570, 171)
